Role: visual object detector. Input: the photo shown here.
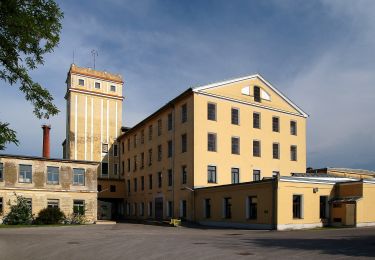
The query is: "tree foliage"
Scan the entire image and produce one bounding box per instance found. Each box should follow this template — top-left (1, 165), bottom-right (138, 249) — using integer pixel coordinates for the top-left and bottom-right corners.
top-left (35, 207), bottom-right (65, 224)
top-left (0, 0), bottom-right (63, 150)
top-left (3, 194), bottom-right (34, 225)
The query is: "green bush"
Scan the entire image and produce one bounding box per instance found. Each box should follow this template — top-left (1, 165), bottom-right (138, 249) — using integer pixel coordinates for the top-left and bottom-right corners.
top-left (3, 194), bottom-right (33, 225)
top-left (35, 207), bottom-right (65, 225)
top-left (63, 213), bottom-right (88, 224)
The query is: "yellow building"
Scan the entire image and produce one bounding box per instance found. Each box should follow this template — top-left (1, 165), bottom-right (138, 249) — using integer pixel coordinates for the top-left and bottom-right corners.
top-left (119, 74), bottom-right (308, 221)
top-left (63, 64), bottom-right (125, 219)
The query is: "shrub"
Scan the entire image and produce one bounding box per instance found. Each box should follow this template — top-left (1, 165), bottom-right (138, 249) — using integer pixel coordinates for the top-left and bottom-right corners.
top-left (3, 194), bottom-right (33, 225)
top-left (35, 207), bottom-right (65, 225)
top-left (63, 213), bottom-right (88, 225)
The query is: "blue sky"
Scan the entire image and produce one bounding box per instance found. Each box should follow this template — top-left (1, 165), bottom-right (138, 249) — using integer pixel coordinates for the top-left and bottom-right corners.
top-left (1, 0), bottom-right (375, 170)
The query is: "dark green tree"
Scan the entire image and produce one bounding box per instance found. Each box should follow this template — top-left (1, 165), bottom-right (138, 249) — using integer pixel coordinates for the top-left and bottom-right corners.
top-left (3, 193), bottom-right (34, 225)
top-left (0, 0), bottom-right (63, 150)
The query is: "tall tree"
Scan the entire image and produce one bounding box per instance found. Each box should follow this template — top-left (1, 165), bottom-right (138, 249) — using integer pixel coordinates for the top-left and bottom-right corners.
top-left (0, 0), bottom-right (63, 150)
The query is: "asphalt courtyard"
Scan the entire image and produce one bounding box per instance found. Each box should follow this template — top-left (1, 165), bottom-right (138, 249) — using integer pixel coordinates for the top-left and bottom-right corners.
top-left (0, 223), bottom-right (374, 260)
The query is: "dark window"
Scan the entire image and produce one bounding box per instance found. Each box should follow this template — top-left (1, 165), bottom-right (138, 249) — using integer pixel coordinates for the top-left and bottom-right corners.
top-left (205, 199), bottom-right (211, 218)
top-left (114, 163), bottom-right (118, 175)
top-left (148, 202), bottom-right (153, 217)
top-left (157, 119), bottom-right (162, 136)
top-left (320, 196), bottom-right (328, 219)
top-left (127, 158), bottom-right (130, 172)
top-left (73, 200), bottom-right (85, 215)
top-left (47, 166), bottom-right (59, 184)
top-left (208, 165), bottom-right (216, 183)
top-left (168, 140), bottom-right (173, 158)
top-left (182, 166), bottom-right (187, 184)
top-left (101, 162), bottom-right (108, 176)
top-left (78, 79), bottom-right (84, 86)
top-left (208, 133), bottom-right (217, 152)
top-left (168, 113), bottom-right (173, 130)
top-left (290, 121), bottom-right (297, 135)
top-left (231, 137), bottom-right (240, 154)
top-left (168, 169), bottom-right (173, 186)
top-left (122, 142), bottom-right (124, 154)
top-left (272, 117), bottom-right (279, 132)
top-left (0, 163), bottom-right (3, 180)
top-left (254, 86), bottom-right (261, 102)
top-left (149, 174), bottom-right (153, 190)
top-left (141, 176), bottom-right (145, 191)
top-left (133, 135), bottom-right (137, 148)
top-left (207, 103), bottom-right (216, 121)
top-left (291, 145), bottom-right (297, 161)
top-left (273, 143), bottom-right (280, 159)
top-left (181, 104), bottom-right (187, 123)
top-left (121, 161), bottom-right (124, 174)
top-left (231, 108), bottom-right (239, 125)
top-left (110, 185), bottom-right (116, 192)
top-left (134, 178), bottom-right (138, 192)
top-left (127, 180), bottom-right (130, 195)
top-left (113, 144), bottom-right (118, 156)
top-left (167, 201), bottom-right (173, 217)
top-left (148, 125), bottom-right (153, 141)
top-left (158, 172), bottom-right (162, 188)
top-left (181, 134), bottom-right (187, 153)
top-left (248, 196), bottom-right (257, 219)
top-left (293, 195), bottom-right (302, 219)
top-left (127, 138), bottom-right (130, 151)
top-left (253, 140), bottom-right (261, 157)
top-left (253, 170), bottom-right (261, 181)
top-left (141, 152), bottom-right (145, 168)
top-left (141, 129), bottom-right (145, 144)
top-left (181, 200), bottom-right (187, 218)
top-left (98, 185), bottom-right (102, 192)
top-left (231, 168), bottom-right (239, 184)
top-left (253, 112), bottom-right (261, 129)
top-left (19, 164), bottom-right (32, 183)
top-left (140, 202), bottom-right (145, 216)
top-left (95, 82), bottom-right (100, 89)
top-left (47, 199), bottom-right (59, 208)
top-left (73, 168), bottom-right (85, 185)
top-left (157, 144), bottom-right (162, 161)
top-left (133, 155), bottom-right (137, 171)
top-left (224, 197), bottom-right (232, 218)
top-left (148, 149), bottom-right (152, 166)
top-left (110, 85), bottom-right (116, 92)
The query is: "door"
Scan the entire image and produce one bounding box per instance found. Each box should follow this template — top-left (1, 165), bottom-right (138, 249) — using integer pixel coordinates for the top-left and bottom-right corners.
top-left (155, 198), bottom-right (163, 220)
top-left (345, 203), bottom-right (356, 226)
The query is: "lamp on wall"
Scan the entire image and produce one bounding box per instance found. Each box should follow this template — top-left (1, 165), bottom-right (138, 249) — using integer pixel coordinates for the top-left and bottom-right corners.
top-left (313, 187), bottom-right (319, 193)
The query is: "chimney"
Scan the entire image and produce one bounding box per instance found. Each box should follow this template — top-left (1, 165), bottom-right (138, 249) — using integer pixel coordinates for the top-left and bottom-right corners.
top-left (42, 125), bottom-right (51, 158)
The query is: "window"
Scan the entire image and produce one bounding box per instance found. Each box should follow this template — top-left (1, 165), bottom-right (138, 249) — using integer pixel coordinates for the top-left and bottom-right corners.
top-left (168, 140), bottom-right (173, 158)
top-left (114, 164), bottom-right (118, 175)
top-left (133, 134), bottom-right (137, 148)
top-left (98, 185), bottom-right (102, 192)
top-left (290, 121), bottom-right (297, 135)
top-left (158, 172), bottom-right (162, 188)
top-left (141, 152), bottom-right (145, 168)
top-left (73, 168), bottom-right (85, 185)
top-left (0, 197), bottom-right (2, 214)
top-left (110, 185), bottom-right (116, 192)
top-left (127, 180), bottom-right (130, 195)
top-left (127, 158), bottom-right (130, 172)
top-left (78, 79), bottom-right (84, 86)
top-left (247, 196), bottom-right (257, 220)
top-left (224, 197), bottom-right (232, 219)
top-left (47, 199), bottom-right (59, 208)
top-left (101, 162), bottom-right (108, 176)
top-left (231, 108), bottom-right (239, 125)
top-left (181, 134), bottom-right (187, 153)
top-left (320, 196), bottom-right (328, 219)
top-left (291, 145), bottom-right (297, 161)
top-left (47, 166), bottom-right (59, 185)
top-left (167, 201), bottom-right (173, 218)
top-left (148, 202), bottom-right (153, 217)
top-left (102, 143), bottom-right (109, 153)
top-left (254, 86), bottom-right (261, 102)
top-left (253, 112), bottom-right (261, 129)
top-left (231, 137), bottom-right (240, 154)
top-left (122, 142), bottom-right (124, 154)
top-left (231, 168), bottom-right (239, 184)
top-left (149, 174), bottom-right (153, 190)
top-left (141, 129), bottom-right (145, 144)
top-left (148, 149), bottom-right (152, 166)
top-left (253, 170), bottom-right (261, 181)
top-left (140, 202), bottom-right (145, 216)
top-left (113, 144), bottom-right (118, 156)
top-left (208, 133), bottom-right (217, 152)
top-left (182, 166), bottom-right (187, 184)
top-left (207, 103), bottom-right (216, 121)
top-left (156, 145), bottom-right (162, 162)
top-left (293, 195), bottom-right (303, 219)
top-left (121, 161), bottom-right (124, 175)
top-left (168, 169), bottom-right (172, 187)
top-left (204, 199), bottom-right (211, 218)
top-left (134, 203), bottom-right (137, 216)
top-left (157, 119), bottom-right (162, 136)
top-left (181, 104), bottom-right (187, 123)
top-left (19, 164), bottom-right (32, 183)
top-left (148, 125), bottom-right (153, 141)
top-left (133, 155), bottom-right (137, 171)
top-left (253, 140), bottom-right (261, 157)
top-left (0, 163), bottom-right (3, 180)
top-left (134, 178), bottom-right (138, 192)
top-left (141, 176), bottom-right (145, 191)
top-left (273, 143), bottom-right (280, 159)
top-left (207, 165), bottom-right (217, 183)
top-left (180, 200), bottom-right (187, 218)
top-left (95, 82), bottom-right (100, 89)
top-left (168, 113), bottom-right (173, 130)
top-left (110, 85), bottom-right (116, 92)
top-left (73, 200), bottom-right (85, 215)
top-left (127, 138), bottom-right (130, 151)
top-left (272, 117), bottom-right (279, 132)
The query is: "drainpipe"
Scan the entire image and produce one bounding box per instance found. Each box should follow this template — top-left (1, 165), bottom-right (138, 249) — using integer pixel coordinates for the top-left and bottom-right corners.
top-left (272, 175), bottom-right (279, 230)
top-left (172, 104), bottom-right (176, 219)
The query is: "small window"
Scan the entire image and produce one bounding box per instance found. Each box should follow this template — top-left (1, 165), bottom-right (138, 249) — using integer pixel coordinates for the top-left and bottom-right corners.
top-left (224, 197), bottom-right (232, 218)
top-left (320, 196), bottom-right (328, 219)
top-left (102, 143), bottom-right (109, 153)
top-left (73, 168), bottom-right (85, 186)
top-left (95, 82), bottom-right (101, 89)
top-left (47, 199), bottom-right (59, 208)
top-left (110, 185), bottom-right (116, 192)
top-left (204, 199), bottom-right (211, 218)
top-left (272, 117), bottom-right (280, 132)
top-left (181, 104), bottom-right (187, 123)
top-left (127, 138), bottom-right (130, 151)
top-left (134, 178), bottom-right (138, 192)
top-left (127, 180), bottom-right (130, 195)
top-left (253, 112), bottom-right (261, 129)
top-left (180, 200), bottom-right (187, 218)
top-left (248, 196), bottom-right (257, 220)
top-left (290, 121), bottom-right (297, 135)
top-left (157, 144), bottom-right (162, 161)
top-left (0, 162), bottom-right (3, 180)
top-left (231, 168), bottom-right (239, 184)
top-left (110, 85), bottom-right (116, 92)
top-left (158, 172), bottom-right (162, 188)
top-left (127, 158), bottom-right (130, 172)
top-left (167, 201), bottom-right (173, 218)
top-left (121, 142), bottom-right (124, 154)
top-left (148, 149), bottom-right (152, 166)
top-left (208, 133), bottom-right (217, 152)
top-left (207, 165), bottom-right (216, 183)
top-left (253, 140), bottom-right (261, 157)
top-left (141, 176), bottom-right (145, 191)
top-left (141, 129), bottom-right (145, 144)
top-left (291, 145), bottom-right (297, 161)
top-left (133, 134), bottom-right (137, 148)
top-left (273, 143), bottom-right (280, 159)
top-left (231, 137), bottom-right (240, 154)
top-left (140, 202), bottom-right (145, 216)
top-left (113, 144), bottom-right (118, 156)
top-left (78, 79), bottom-right (85, 86)
top-left (207, 103), bottom-right (216, 121)
top-left (19, 164), bottom-right (32, 183)
top-left (148, 202), bottom-right (153, 217)
top-left (133, 155), bottom-right (137, 171)
top-left (254, 86), bottom-right (261, 102)
top-left (149, 174), bottom-right (153, 190)
top-left (181, 134), bottom-right (187, 153)
top-left (168, 169), bottom-right (173, 186)
top-left (98, 185), bottom-right (102, 192)
top-left (182, 166), bottom-right (187, 184)
top-left (168, 113), bottom-right (173, 131)
top-left (231, 108), bottom-right (239, 125)
top-left (141, 152), bottom-right (145, 168)
top-left (101, 163), bottom-right (108, 176)
top-left (293, 195), bottom-right (303, 219)
top-left (47, 166), bottom-right (59, 185)
top-left (168, 140), bottom-right (173, 158)
top-left (148, 125), bottom-right (153, 141)
top-left (157, 119), bottom-right (162, 136)
top-left (253, 170), bottom-right (261, 181)
top-left (114, 163), bottom-right (118, 175)
top-left (73, 200), bottom-right (85, 215)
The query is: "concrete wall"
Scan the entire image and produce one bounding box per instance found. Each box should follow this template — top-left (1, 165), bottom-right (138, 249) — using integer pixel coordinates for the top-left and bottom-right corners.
top-left (356, 182), bottom-right (375, 226)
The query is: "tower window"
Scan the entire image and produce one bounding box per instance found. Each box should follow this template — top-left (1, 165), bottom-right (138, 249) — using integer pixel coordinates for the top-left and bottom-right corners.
top-left (78, 79), bottom-right (84, 86)
top-left (110, 85), bottom-right (116, 92)
top-left (95, 82), bottom-right (101, 89)
top-left (102, 143), bottom-right (108, 153)
top-left (254, 86), bottom-right (261, 102)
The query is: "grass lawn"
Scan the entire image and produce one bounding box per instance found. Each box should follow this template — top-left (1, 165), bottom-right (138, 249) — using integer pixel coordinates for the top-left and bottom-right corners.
top-left (0, 224), bottom-right (82, 228)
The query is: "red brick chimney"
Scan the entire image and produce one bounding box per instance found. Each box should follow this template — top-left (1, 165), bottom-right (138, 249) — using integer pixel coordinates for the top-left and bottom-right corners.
top-left (42, 125), bottom-right (51, 158)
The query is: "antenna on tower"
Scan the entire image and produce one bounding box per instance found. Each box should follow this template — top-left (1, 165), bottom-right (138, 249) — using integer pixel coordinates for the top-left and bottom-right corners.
top-left (91, 49), bottom-right (98, 69)
top-left (72, 49), bottom-right (75, 64)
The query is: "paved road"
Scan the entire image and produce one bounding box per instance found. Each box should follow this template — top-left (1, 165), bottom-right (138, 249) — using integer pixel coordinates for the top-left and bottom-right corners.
top-left (0, 223), bottom-right (374, 259)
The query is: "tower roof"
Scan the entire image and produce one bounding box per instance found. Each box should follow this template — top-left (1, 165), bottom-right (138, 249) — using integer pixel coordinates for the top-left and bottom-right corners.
top-left (68, 64), bottom-right (123, 84)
